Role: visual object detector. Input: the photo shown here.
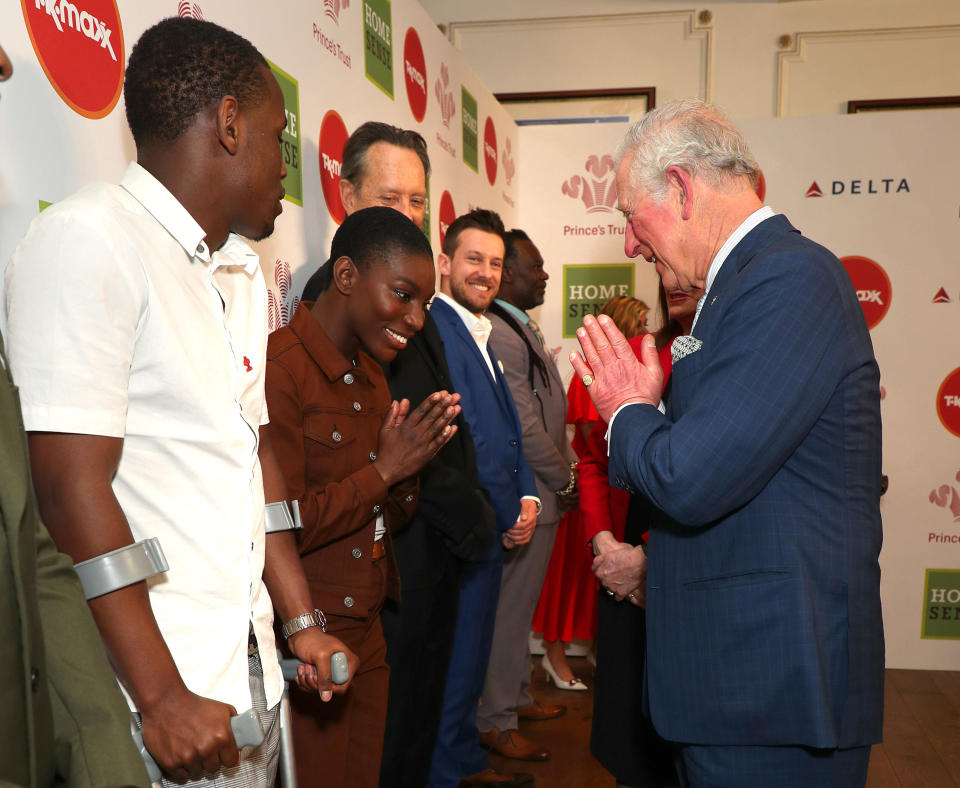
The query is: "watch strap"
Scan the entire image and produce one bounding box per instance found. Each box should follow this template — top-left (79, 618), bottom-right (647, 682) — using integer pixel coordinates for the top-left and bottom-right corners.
top-left (281, 608), bottom-right (327, 639)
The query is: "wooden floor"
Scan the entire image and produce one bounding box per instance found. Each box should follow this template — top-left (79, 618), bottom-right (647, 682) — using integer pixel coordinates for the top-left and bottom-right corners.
top-left (487, 660), bottom-right (960, 787)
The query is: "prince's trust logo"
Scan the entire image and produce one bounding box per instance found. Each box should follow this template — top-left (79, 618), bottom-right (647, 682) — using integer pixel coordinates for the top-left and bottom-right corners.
top-left (562, 155), bottom-right (618, 214)
top-left (268, 260), bottom-right (300, 331)
top-left (324, 0), bottom-right (349, 23)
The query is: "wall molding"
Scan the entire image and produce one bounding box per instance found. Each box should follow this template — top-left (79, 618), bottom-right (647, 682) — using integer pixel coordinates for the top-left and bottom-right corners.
top-left (449, 10), bottom-right (713, 101)
top-left (777, 24), bottom-right (960, 117)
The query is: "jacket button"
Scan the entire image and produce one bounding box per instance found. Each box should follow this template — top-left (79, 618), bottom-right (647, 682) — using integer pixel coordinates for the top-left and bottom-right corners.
top-left (352, 548), bottom-right (362, 559)
top-left (344, 374), bottom-right (355, 385)
top-left (509, 439), bottom-right (517, 447)
top-left (332, 431), bottom-right (342, 442)
top-left (353, 402), bottom-right (362, 411)
top-left (405, 494), bottom-right (414, 503)
top-left (30, 667), bottom-right (40, 692)
top-left (344, 596), bottom-right (355, 608)
top-left (373, 504), bottom-right (381, 514)
top-left (369, 451), bottom-right (377, 461)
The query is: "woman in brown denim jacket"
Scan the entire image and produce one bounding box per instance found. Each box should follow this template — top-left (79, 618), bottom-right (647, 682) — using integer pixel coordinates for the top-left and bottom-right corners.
top-left (264, 207), bottom-right (460, 787)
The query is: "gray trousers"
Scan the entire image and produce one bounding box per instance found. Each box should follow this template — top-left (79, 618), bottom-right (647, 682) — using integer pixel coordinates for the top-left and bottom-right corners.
top-left (157, 651), bottom-right (281, 788)
top-left (476, 520), bottom-right (558, 733)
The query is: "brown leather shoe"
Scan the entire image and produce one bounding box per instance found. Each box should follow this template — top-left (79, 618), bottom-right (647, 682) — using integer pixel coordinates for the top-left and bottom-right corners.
top-left (479, 727), bottom-right (550, 761)
top-left (459, 767), bottom-right (535, 786)
top-left (516, 699), bottom-right (566, 721)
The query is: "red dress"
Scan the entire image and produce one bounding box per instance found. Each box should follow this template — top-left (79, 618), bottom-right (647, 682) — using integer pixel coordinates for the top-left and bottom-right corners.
top-left (530, 373), bottom-right (600, 643)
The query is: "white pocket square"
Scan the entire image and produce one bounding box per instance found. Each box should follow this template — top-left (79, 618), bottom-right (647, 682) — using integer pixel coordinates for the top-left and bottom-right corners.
top-left (671, 335), bottom-right (703, 364)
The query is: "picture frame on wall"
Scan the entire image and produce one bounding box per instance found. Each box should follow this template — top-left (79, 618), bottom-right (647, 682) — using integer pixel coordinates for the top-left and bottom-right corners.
top-left (847, 95), bottom-right (960, 113)
top-left (495, 87), bottom-right (655, 126)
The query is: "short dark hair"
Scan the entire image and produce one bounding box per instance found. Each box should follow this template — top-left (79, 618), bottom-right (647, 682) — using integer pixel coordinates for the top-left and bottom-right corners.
top-left (441, 209), bottom-right (505, 258)
top-left (125, 17), bottom-right (270, 148)
top-left (502, 229), bottom-right (532, 272)
top-left (302, 206), bottom-right (433, 298)
top-left (342, 122), bottom-right (431, 187)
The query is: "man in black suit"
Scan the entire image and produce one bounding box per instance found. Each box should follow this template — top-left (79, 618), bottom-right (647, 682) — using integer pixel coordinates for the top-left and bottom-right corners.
top-left (301, 122), bottom-right (496, 787)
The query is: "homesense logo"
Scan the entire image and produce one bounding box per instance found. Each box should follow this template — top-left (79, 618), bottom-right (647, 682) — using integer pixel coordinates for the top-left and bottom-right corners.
top-left (23, 0), bottom-right (124, 118)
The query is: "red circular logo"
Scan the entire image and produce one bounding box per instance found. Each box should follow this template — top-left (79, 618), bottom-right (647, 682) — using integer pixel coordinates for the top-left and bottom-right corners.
top-left (755, 171), bottom-right (766, 202)
top-left (319, 110), bottom-right (349, 224)
top-left (22, 0), bottom-right (125, 119)
top-left (483, 117), bottom-right (498, 186)
top-left (937, 367), bottom-right (960, 438)
top-left (403, 27), bottom-right (427, 123)
top-left (839, 256), bottom-right (891, 330)
top-left (438, 190), bottom-right (456, 248)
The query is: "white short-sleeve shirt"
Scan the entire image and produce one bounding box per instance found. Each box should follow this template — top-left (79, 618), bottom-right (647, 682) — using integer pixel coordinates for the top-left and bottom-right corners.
top-left (1, 162), bottom-right (282, 713)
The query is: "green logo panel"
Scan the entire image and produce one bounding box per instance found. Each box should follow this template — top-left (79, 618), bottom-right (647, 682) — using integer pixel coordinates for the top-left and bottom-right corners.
top-left (922, 569), bottom-right (960, 639)
top-left (562, 263), bottom-right (635, 338)
top-left (363, 0), bottom-right (394, 99)
top-left (422, 177), bottom-right (431, 243)
top-left (461, 87), bottom-right (478, 173)
top-left (268, 60), bottom-right (303, 206)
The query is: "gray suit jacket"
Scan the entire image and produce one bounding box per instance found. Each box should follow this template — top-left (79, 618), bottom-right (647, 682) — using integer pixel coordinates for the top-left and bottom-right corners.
top-left (488, 307), bottom-right (573, 524)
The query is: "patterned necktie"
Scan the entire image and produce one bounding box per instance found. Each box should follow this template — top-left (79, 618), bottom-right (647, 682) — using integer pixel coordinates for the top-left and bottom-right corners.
top-left (527, 318), bottom-right (547, 349)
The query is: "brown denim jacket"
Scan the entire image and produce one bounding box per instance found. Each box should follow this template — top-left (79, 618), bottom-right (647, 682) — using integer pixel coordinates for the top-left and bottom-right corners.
top-left (264, 303), bottom-right (418, 620)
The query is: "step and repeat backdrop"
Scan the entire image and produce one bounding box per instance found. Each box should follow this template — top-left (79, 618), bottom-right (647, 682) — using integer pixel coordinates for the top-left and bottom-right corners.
top-left (0, 0), bottom-right (519, 327)
top-left (518, 109), bottom-right (960, 670)
top-left (1, 0), bottom-right (956, 671)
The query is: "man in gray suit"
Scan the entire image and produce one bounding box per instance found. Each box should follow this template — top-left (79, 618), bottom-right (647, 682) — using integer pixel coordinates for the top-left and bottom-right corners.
top-left (477, 230), bottom-right (576, 762)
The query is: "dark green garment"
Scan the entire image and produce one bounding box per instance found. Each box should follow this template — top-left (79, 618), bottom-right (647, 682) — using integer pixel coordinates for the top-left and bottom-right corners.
top-left (0, 336), bottom-right (150, 788)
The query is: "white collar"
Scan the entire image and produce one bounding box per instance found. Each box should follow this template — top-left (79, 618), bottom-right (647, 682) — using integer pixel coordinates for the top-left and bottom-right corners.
top-left (436, 291), bottom-right (492, 341)
top-left (692, 206), bottom-right (775, 331)
top-left (120, 162), bottom-right (259, 274)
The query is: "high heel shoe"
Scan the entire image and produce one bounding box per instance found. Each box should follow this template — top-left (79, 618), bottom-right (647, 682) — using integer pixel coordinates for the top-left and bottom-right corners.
top-left (541, 652), bottom-right (588, 691)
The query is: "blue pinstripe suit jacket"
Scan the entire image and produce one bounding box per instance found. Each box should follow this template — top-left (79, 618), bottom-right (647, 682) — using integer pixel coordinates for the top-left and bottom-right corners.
top-left (609, 214), bottom-right (884, 748)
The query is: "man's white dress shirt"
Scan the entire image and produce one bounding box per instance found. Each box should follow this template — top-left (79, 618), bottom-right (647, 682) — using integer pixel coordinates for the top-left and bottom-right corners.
top-left (1, 162), bottom-right (283, 713)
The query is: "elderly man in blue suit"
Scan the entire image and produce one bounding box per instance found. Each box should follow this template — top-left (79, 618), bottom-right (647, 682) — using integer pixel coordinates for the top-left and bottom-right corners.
top-left (572, 99), bottom-right (884, 787)
top-left (427, 209), bottom-right (539, 788)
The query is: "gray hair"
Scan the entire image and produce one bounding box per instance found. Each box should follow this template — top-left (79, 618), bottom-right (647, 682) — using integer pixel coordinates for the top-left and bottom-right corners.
top-left (615, 98), bottom-right (760, 201)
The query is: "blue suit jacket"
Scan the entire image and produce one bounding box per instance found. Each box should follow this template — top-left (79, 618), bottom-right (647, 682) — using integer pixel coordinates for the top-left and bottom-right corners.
top-left (609, 215), bottom-right (884, 749)
top-left (430, 298), bottom-right (538, 539)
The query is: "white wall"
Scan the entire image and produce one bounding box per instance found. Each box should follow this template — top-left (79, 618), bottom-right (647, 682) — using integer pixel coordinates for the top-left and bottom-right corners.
top-left (420, 0), bottom-right (960, 119)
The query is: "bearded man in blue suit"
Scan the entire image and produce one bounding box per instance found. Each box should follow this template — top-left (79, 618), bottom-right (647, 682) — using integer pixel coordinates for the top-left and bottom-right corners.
top-left (573, 99), bottom-right (884, 787)
top-left (426, 209), bottom-right (539, 788)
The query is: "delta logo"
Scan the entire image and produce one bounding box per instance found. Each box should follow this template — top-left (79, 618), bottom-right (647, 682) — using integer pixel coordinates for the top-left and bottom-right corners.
top-left (933, 288), bottom-right (952, 304)
top-left (177, 1), bottom-right (202, 18)
top-left (805, 177), bottom-right (909, 197)
top-left (434, 63), bottom-right (456, 128)
top-left (562, 155), bottom-right (618, 214)
top-left (501, 137), bottom-right (515, 187)
top-left (438, 190), bottom-right (456, 248)
top-left (937, 367), bottom-right (960, 439)
top-left (403, 27), bottom-right (427, 123)
top-left (839, 256), bottom-right (891, 330)
top-left (319, 109), bottom-right (349, 224)
top-left (324, 0), bottom-right (349, 24)
top-left (23, 0), bottom-right (125, 119)
top-left (483, 117), bottom-right (498, 186)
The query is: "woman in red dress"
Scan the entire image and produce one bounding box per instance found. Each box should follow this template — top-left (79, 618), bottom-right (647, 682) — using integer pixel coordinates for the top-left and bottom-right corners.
top-left (532, 295), bottom-right (649, 689)
top-left (585, 283), bottom-right (701, 787)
